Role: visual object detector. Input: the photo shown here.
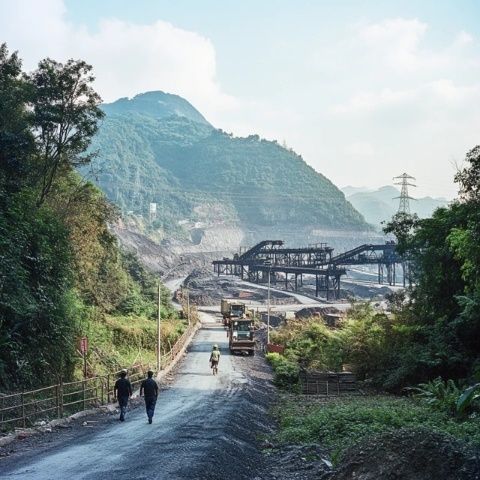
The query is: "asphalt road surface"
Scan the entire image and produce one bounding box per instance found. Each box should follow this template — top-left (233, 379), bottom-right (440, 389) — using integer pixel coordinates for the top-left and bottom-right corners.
top-left (0, 313), bottom-right (273, 480)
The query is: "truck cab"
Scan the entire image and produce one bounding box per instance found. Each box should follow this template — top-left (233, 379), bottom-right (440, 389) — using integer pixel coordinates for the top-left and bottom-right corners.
top-left (229, 318), bottom-right (255, 356)
top-left (221, 299), bottom-right (246, 326)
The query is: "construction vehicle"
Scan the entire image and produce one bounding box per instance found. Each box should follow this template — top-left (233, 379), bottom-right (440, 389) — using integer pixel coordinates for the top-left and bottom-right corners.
top-left (221, 299), bottom-right (246, 326)
top-left (229, 317), bottom-right (255, 356)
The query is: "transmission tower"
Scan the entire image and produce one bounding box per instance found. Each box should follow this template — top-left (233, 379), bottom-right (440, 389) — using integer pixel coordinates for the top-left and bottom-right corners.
top-left (393, 173), bottom-right (416, 214)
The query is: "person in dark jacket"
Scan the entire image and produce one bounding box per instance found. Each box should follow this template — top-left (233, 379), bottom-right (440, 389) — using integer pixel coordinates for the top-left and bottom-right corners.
top-left (140, 370), bottom-right (159, 424)
top-left (114, 369), bottom-right (132, 422)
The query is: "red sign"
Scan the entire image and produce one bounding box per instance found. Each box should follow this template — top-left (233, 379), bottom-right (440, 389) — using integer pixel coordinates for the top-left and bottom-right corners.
top-left (267, 343), bottom-right (284, 354)
top-left (79, 336), bottom-right (88, 354)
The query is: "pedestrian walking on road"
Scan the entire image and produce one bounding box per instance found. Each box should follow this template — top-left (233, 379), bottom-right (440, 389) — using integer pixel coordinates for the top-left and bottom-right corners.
top-left (114, 369), bottom-right (132, 422)
top-left (140, 370), bottom-right (159, 424)
top-left (210, 345), bottom-right (221, 375)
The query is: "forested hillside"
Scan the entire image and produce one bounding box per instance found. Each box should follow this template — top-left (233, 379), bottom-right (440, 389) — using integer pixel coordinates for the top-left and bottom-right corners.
top-left (88, 92), bottom-right (369, 237)
top-left (0, 45), bottom-right (181, 390)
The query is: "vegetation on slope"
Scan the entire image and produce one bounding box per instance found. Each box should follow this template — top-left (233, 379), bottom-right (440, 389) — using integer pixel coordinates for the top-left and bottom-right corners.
top-left (267, 146), bottom-right (480, 392)
top-left (0, 45), bottom-right (182, 391)
top-left (274, 396), bottom-right (480, 463)
top-left (88, 92), bottom-right (369, 235)
top-left (267, 146), bottom-right (480, 468)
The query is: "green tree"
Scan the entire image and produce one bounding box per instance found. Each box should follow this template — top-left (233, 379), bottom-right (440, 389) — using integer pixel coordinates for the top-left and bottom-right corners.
top-left (0, 45), bottom-right (105, 388)
top-left (30, 57), bottom-right (104, 205)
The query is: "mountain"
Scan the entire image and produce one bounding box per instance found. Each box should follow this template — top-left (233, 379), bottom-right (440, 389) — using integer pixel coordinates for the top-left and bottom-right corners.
top-left (342, 185), bottom-right (449, 227)
top-left (102, 91), bottom-right (211, 126)
top-left (341, 185), bottom-right (373, 197)
top-left (87, 91), bottom-right (371, 250)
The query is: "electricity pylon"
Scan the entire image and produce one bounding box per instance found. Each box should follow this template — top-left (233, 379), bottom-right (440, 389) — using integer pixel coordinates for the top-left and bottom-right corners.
top-left (393, 173), bottom-right (416, 214)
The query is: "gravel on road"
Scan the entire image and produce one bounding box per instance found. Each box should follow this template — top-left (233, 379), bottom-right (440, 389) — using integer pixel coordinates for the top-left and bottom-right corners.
top-left (0, 313), bottom-right (277, 480)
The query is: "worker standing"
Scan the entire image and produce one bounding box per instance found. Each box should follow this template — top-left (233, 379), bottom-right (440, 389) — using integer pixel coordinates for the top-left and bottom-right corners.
top-left (140, 370), bottom-right (159, 424)
top-left (114, 369), bottom-right (132, 422)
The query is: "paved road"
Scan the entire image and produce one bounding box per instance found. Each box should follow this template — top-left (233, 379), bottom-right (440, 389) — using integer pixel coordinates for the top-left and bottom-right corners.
top-left (0, 314), bottom-right (270, 480)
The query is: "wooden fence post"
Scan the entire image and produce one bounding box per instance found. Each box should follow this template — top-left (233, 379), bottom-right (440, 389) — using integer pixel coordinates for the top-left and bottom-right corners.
top-left (21, 391), bottom-right (26, 428)
top-left (56, 384), bottom-right (60, 419)
top-left (107, 374), bottom-right (110, 404)
top-left (82, 380), bottom-right (86, 411)
top-left (59, 377), bottom-right (64, 418)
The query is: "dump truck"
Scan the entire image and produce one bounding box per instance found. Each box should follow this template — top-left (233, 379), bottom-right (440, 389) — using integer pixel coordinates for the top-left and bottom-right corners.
top-left (221, 299), bottom-right (246, 326)
top-left (229, 317), bottom-right (255, 356)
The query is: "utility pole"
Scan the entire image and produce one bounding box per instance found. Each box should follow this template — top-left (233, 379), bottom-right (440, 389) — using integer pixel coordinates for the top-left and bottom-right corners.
top-left (157, 283), bottom-right (161, 372)
top-left (393, 173), bottom-right (416, 214)
top-left (265, 261), bottom-right (272, 346)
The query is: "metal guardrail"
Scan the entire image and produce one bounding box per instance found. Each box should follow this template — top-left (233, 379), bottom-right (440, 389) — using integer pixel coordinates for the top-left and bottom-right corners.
top-left (0, 323), bottom-right (197, 429)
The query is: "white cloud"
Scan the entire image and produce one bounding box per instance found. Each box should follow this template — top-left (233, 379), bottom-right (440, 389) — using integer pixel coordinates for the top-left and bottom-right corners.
top-left (331, 18), bottom-right (480, 117)
top-left (332, 79), bottom-right (480, 116)
top-left (454, 30), bottom-right (473, 47)
top-left (358, 18), bottom-right (429, 71)
top-left (0, 0), bottom-right (238, 116)
top-left (332, 88), bottom-right (415, 114)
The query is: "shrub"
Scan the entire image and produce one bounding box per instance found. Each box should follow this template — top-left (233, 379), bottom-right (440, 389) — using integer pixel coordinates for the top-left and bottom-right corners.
top-left (457, 383), bottom-right (480, 417)
top-left (266, 352), bottom-right (300, 391)
top-left (273, 396), bottom-right (480, 462)
top-left (410, 378), bottom-right (480, 418)
top-left (410, 377), bottom-right (461, 414)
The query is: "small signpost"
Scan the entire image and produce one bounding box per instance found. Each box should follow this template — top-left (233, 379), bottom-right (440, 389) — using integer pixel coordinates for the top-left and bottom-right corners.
top-left (79, 336), bottom-right (88, 378)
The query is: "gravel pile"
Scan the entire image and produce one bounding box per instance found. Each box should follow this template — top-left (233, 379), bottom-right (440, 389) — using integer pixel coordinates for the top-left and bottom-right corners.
top-left (332, 428), bottom-right (480, 480)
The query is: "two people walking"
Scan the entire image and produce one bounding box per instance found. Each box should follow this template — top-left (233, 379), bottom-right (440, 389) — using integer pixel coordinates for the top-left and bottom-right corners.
top-left (114, 369), bottom-right (158, 424)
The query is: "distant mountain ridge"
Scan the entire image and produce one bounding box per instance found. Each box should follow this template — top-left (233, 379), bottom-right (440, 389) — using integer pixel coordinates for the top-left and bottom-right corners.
top-left (342, 185), bottom-right (448, 227)
top-left (87, 91), bottom-right (371, 248)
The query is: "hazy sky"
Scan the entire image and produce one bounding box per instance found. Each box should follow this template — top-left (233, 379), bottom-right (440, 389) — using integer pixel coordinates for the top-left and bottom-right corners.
top-left (2, 0), bottom-right (479, 198)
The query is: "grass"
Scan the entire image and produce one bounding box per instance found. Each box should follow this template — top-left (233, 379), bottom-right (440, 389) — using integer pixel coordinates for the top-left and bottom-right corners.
top-left (75, 313), bottom-right (187, 378)
top-left (273, 395), bottom-right (480, 463)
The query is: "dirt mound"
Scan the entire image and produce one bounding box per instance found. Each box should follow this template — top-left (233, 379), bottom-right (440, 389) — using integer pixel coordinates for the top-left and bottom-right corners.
top-left (185, 271), bottom-right (298, 306)
top-left (332, 428), bottom-right (480, 480)
top-left (262, 443), bottom-right (333, 479)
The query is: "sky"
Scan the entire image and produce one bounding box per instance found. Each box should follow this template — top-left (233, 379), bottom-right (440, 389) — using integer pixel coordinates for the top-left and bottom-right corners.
top-left (1, 0), bottom-right (479, 199)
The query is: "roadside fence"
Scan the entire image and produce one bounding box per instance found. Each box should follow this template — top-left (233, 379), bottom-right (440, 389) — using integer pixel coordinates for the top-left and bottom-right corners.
top-left (0, 322), bottom-right (197, 430)
top-left (300, 371), bottom-right (358, 395)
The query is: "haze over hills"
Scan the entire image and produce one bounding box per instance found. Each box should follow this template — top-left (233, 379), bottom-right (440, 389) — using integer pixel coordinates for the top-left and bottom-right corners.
top-left (342, 185), bottom-right (449, 227)
top-left (88, 91), bottom-right (373, 252)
